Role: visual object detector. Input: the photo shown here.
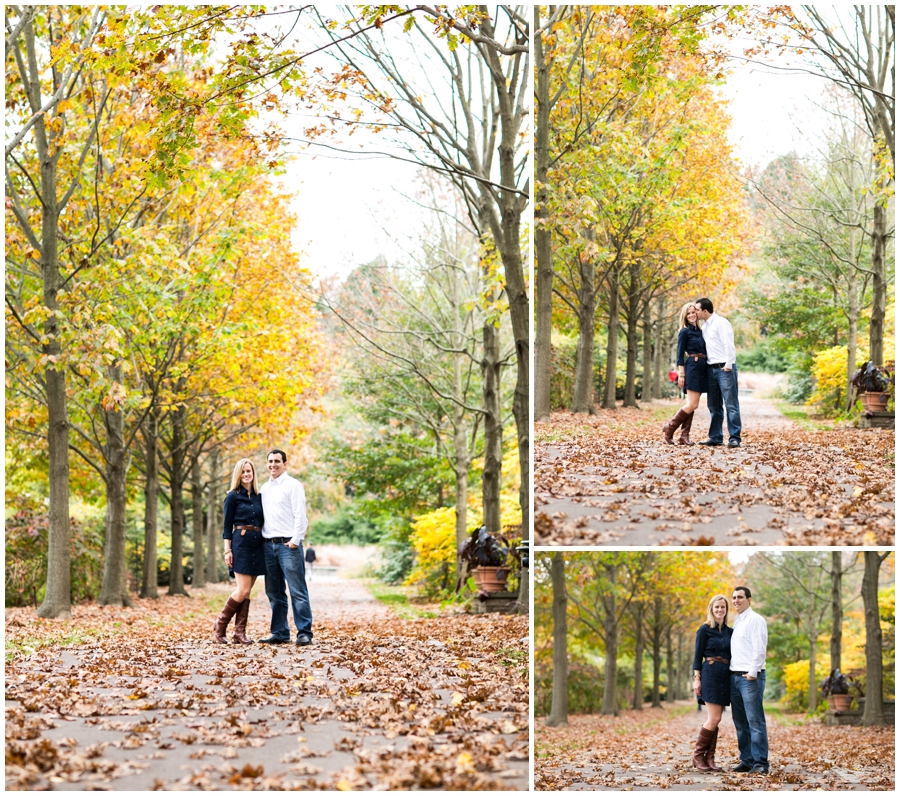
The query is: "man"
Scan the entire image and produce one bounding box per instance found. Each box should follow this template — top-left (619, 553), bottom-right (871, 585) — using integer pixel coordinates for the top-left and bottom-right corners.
top-left (304, 544), bottom-right (316, 581)
top-left (259, 449), bottom-right (313, 646)
top-left (729, 586), bottom-right (769, 774)
top-left (695, 297), bottom-right (742, 448)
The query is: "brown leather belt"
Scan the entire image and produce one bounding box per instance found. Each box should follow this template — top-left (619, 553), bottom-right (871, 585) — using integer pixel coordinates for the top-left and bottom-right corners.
top-left (706, 656), bottom-right (730, 665)
top-left (234, 525), bottom-right (261, 536)
top-left (688, 353), bottom-right (706, 362)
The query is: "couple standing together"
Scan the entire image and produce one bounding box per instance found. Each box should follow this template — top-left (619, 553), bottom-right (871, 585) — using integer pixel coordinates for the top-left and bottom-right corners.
top-left (213, 449), bottom-right (313, 646)
top-left (663, 297), bottom-right (743, 448)
top-left (692, 587), bottom-right (769, 775)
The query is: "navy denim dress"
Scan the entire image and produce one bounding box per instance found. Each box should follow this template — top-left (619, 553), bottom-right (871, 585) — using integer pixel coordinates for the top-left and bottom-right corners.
top-left (223, 487), bottom-right (267, 576)
top-left (677, 325), bottom-right (709, 393)
top-left (693, 623), bottom-right (733, 706)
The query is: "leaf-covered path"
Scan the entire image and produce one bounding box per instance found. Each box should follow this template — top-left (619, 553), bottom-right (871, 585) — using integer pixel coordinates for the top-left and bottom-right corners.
top-left (6, 580), bottom-right (529, 791)
top-left (535, 396), bottom-right (894, 546)
top-left (535, 702), bottom-right (895, 791)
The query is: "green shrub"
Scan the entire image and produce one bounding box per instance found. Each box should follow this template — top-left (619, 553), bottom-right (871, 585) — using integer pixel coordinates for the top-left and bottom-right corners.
top-left (377, 538), bottom-right (414, 585)
top-left (550, 339), bottom-right (577, 409)
top-left (737, 340), bottom-right (789, 373)
top-left (312, 504), bottom-right (384, 545)
top-left (5, 498), bottom-right (104, 607)
top-left (779, 370), bottom-right (814, 404)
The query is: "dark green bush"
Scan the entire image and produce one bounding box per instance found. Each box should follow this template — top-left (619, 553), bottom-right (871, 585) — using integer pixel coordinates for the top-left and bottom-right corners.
top-left (313, 504), bottom-right (384, 545)
top-left (5, 499), bottom-right (104, 607)
top-left (779, 370), bottom-right (814, 404)
top-left (737, 340), bottom-right (790, 373)
top-left (377, 538), bottom-right (414, 584)
top-left (550, 339), bottom-right (577, 409)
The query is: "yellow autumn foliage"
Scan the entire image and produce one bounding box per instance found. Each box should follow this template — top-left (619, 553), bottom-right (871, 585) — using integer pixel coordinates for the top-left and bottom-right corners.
top-left (405, 447), bottom-right (522, 597)
top-left (809, 346), bottom-right (851, 411)
top-left (809, 336), bottom-right (896, 413)
top-left (780, 659), bottom-right (829, 712)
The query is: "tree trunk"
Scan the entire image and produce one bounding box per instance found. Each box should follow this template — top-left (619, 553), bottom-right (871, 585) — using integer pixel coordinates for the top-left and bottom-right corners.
top-left (191, 455), bottom-right (205, 589)
top-left (632, 602), bottom-right (644, 710)
top-left (98, 362), bottom-right (132, 607)
top-left (651, 598), bottom-right (662, 707)
top-left (476, 10), bottom-right (530, 559)
top-left (666, 624), bottom-right (675, 704)
top-left (830, 551), bottom-right (842, 675)
top-left (451, 267), bottom-right (472, 591)
top-left (206, 448), bottom-right (220, 583)
top-left (652, 299), bottom-right (664, 399)
top-left (807, 635), bottom-right (818, 713)
top-left (141, 407), bottom-right (159, 599)
top-left (546, 553), bottom-right (569, 727)
top-left (168, 408), bottom-right (188, 596)
top-left (677, 630), bottom-right (686, 701)
top-left (641, 301), bottom-right (652, 403)
top-left (481, 315), bottom-right (502, 535)
top-left (534, 4), bottom-right (553, 423)
top-left (32, 35), bottom-right (72, 618)
top-left (570, 249), bottom-right (597, 414)
top-left (869, 199), bottom-right (887, 366)
top-left (452, 439), bottom-right (471, 589)
top-left (861, 551), bottom-right (887, 726)
top-left (623, 298), bottom-right (639, 408)
top-left (601, 565), bottom-right (618, 716)
top-left (601, 269), bottom-right (619, 410)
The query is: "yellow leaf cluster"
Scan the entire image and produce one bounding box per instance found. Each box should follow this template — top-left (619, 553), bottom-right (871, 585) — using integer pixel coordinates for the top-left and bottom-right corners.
top-left (780, 659), bottom-right (829, 711)
top-left (404, 448), bottom-right (522, 596)
top-left (809, 346), bottom-right (852, 408)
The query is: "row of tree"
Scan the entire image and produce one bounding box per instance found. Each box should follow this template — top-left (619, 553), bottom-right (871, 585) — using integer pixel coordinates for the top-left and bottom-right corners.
top-left (6, 7), bottom-right (331, 616)
top-left (5, 6), bottom-right (530, 613)
top-left (534, 6), bottom-right (894, 416)
top-left (535, 6), bottom-right (750, 415)
top-left (537, 551), bottom-right (894, 727)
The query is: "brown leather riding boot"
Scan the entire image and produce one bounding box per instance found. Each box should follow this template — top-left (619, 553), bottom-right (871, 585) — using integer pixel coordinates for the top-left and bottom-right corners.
top-left (706, 726), bottom-right (722, 771)
top-left (663, 409), bottom-right (691, 444)
top-left (232, 598), bottom-right (253, 644)
top-left (692, 726), bottom-right (714, 771)
top-left (214, 597), bottom-right (242, 643)
top-left (678, 411), bottom-right (695, 446)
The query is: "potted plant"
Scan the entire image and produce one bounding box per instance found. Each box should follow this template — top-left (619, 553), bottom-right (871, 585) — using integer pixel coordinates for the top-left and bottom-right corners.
top-left (459, 526), bottom-right (514, 593)
top-left (849, 360), bottom-right (894, 414)
top-left (820, 669), bottom-right (860, 712)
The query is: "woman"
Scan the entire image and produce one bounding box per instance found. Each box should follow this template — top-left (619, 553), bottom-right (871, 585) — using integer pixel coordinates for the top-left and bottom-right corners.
top-left (662, 302), bottom-right (708, 445)
top-left (691, 594), bottom-right (733, 771)
top-left (214, 458), bottom-right (267, 644)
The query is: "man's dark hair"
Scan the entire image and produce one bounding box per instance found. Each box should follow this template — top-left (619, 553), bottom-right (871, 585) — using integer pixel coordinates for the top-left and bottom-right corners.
top-left (696, 297), bottom-right (714, 313)
top-left (733, 585), bottom-right (751, 600)
top-left (267, 449), bottom-right (287, 464)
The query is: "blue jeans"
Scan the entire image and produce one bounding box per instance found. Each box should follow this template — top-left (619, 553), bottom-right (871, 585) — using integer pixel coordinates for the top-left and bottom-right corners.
top-left (707, 365), bottom-right (742, 443)
top-left (263, 542), bottom-right (313, 640)
top-left (730, 669), bottom-right (768, 768)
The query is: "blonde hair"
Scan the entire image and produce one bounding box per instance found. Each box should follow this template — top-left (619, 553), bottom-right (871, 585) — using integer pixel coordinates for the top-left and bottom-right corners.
top-left (705, 594), bottom-right (729, 628)
top-left (228, 458), bottom-right (259, 495)
top-left (679, 302), bottom-right (700, 329)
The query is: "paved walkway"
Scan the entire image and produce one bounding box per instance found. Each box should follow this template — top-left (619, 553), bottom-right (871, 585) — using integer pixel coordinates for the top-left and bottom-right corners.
top-left (5, 579), bottom-right (529, 790)
top-left (535, 702), bottom-right (895, 791)
top-left (535, 396), bottom-right (894, 546)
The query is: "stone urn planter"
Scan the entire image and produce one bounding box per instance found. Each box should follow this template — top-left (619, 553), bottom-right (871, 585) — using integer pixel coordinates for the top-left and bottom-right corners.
top-left (472, 565), bottom-right (511, 593)
top-left (826, 694), bottom-right (852, 712)
top-left (861, 391), bottom-right (891, 413)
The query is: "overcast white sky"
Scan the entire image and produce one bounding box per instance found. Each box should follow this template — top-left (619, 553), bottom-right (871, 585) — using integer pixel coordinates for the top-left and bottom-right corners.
top-left (274, 10), bottom-right (835, 283)
top-left (719, 46), bottom-right (832, 170)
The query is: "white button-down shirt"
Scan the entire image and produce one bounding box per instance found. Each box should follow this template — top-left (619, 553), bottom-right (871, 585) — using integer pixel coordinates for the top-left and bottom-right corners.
top-left (730, 606), bottom-right (767, 678)
top-left (701, 312), bottom-right (737, 370)
top-left (260, 472), bottom-right (308, 546)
